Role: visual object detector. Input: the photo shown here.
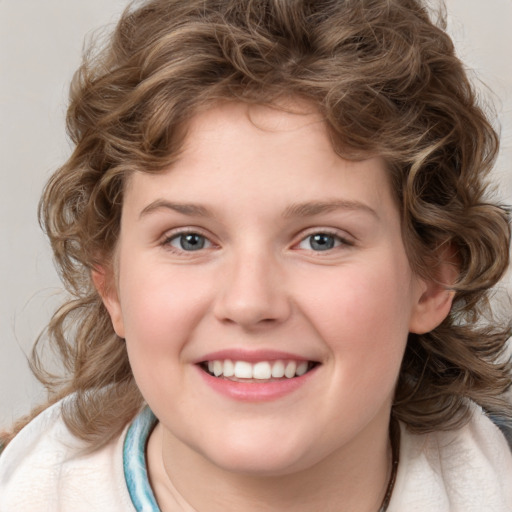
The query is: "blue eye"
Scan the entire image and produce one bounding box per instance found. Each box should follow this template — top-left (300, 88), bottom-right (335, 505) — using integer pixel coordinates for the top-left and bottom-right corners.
top-left (168, 233), bottom-right (211, 251)
top-left (299, 233), bottom-right (343, 251)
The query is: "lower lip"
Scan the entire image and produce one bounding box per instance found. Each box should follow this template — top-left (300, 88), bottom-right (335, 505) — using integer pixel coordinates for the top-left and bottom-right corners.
top-left (196, 365), bottom-right (318, 402)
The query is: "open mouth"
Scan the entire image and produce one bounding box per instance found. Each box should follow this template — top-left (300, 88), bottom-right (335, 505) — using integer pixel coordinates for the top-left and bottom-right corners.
top-left (199, 359), bottom-right (319, 381)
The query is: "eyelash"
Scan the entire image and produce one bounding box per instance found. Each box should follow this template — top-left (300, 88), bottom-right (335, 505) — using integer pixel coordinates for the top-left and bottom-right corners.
top-left (296, 230), bottom-right (353, 252)
top-left (161, 228), bottom-right (353, 255)
top-left (161, 229), bottom-right (215, 254)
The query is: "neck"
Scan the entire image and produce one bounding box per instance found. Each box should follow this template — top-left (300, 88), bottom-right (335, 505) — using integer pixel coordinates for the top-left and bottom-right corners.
top-left (147, 416), bottom-right (393, 512)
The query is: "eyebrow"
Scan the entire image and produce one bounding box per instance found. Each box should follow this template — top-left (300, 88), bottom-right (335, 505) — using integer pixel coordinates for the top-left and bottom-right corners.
top-left (139, 198), bottom-right (379, 220)
top-left (282, 200), bottom-right (379, 219)
top-left (139, 200), bottom-right (212, 219)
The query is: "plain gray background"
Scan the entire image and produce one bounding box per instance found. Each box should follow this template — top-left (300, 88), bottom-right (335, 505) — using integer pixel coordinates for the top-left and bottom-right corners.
top-left (1, 0), bottom-right (512, 428)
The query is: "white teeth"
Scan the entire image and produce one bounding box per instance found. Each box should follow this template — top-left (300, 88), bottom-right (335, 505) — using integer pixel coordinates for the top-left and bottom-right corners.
top-left (284, 361), bottom-right (297, 378)
top-left (205, 359), bottom-right (313, 380)
top-left (234, 361), bottom-right (253, 379)
top-left (253, 362), bottom-right (272, 379)
top-left (271, 360), bottom-right (285, 378)
top-left (296, 361), bottom-right (308, 376)
top-left (213, 360), bottom-right (223, 377)
top-left (223, 359), bottom-right (234, 377)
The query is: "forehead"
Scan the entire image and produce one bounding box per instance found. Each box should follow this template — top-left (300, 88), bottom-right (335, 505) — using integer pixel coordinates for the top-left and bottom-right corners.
top-left (123, 101), bottom-right (397, 224)
top-left (180, 101), bottom-right (332, 168)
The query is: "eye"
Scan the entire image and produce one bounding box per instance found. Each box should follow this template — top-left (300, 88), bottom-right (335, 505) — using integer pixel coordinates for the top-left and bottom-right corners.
top-left (298, 232), bottom-right (347, 251)
top-left (166, 232), bottom-right (212, 252)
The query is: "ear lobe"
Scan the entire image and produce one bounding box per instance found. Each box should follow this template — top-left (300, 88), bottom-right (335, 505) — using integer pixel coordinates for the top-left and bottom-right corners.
top-left (92, 266), bottom-right (125, 339)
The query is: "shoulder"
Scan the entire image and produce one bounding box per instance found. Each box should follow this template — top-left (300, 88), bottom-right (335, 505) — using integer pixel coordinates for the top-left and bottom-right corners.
top-left (0, 397), bottom-right (135, 512)
top-left (389, 404), bottom-right (512, 512)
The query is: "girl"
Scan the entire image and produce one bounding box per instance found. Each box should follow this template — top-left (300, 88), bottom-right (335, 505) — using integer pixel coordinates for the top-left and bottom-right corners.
top-left (1, 1), bottom-right (511, 510)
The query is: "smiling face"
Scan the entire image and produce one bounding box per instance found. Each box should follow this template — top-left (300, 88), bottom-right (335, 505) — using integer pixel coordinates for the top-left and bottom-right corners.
top-left (98, 102), bottom-right (447, 478)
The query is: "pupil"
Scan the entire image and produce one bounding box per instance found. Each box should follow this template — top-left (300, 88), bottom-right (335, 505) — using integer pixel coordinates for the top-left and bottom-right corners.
top-left (311, 234), bottom-right (334, 251)
top-left (180, 234), bottom-right (205, 251)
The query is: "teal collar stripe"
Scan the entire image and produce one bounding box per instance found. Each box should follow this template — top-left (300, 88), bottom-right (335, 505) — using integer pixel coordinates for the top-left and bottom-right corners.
top-left (123, 407), bottom-right (161, 511)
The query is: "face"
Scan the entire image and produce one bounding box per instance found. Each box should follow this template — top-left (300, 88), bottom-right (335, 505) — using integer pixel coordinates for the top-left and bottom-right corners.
top-left (100, 102), bottom-right (442, 476)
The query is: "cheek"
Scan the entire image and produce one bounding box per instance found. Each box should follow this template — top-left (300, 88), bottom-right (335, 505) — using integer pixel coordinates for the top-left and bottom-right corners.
top-left (315, 271), bottom-right (409, 332)
top-left (117, 258), bottom-right (213, 372)
top-left (301, 257), bottom-right (413, 373)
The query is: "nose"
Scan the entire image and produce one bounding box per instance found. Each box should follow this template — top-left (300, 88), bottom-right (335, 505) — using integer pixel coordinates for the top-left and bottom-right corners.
top-left (213, 249), bottom-right (292, 329)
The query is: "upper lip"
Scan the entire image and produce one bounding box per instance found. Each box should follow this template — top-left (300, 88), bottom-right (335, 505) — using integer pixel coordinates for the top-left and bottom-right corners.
top-left (194, 349), bottom-right (320, 364)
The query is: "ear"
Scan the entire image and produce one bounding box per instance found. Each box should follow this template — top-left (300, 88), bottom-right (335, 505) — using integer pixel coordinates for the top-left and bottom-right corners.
top-left (409, 252), bottom-right (458, 335)
top-left (92, 265), bottom-right (125, 339)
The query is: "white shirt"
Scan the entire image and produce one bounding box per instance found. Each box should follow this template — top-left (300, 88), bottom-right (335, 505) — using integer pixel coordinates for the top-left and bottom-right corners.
top-left (1, 398), bottom-right (511, 511)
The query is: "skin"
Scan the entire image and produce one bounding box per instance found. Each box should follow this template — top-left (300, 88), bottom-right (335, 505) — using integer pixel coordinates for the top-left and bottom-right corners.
top-left (96, 101), bottom-right (454, 511)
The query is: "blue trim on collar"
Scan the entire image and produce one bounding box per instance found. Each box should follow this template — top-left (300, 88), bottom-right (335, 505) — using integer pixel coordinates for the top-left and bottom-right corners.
top-left (488, 412), bottom-right (512, 451)
top-left (123, 407), bottom-right (161, 511)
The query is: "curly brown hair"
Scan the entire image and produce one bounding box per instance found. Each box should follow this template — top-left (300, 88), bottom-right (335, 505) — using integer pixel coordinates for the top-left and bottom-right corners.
top-left (4, 0), bottom-right (511, 450)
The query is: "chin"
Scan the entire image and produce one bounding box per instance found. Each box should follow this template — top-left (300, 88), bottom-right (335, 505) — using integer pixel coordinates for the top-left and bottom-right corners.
top-left (195, 436), bottom-right (320, 477)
